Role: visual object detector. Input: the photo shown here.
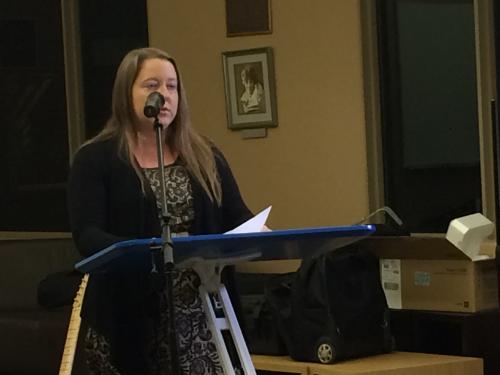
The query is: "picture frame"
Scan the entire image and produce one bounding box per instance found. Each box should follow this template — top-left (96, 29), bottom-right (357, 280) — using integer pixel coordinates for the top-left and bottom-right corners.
top-left (225, 0), bottom-right (272, 37)
top-left (222, 47), bottom-right (278, 130)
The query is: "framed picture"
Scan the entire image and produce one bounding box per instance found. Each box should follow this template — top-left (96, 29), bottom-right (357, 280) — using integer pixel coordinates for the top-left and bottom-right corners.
top-left (225, 0), bottom-right (272, 37)
top-left (222, 47), bottom-right (278, 130)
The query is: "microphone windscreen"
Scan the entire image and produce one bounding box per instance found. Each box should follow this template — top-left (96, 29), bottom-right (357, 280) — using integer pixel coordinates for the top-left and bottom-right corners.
top-left (143, 92), bottom-right (165, 118)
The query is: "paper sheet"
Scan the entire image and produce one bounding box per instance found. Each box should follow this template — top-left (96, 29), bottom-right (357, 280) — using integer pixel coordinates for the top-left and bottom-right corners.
top-left (225, 206), bottom-right (272, 234)
top-left (380, 259), bottom-right (402, 309)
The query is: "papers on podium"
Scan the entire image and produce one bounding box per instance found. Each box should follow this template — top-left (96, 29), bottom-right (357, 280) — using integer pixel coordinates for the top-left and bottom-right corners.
top-left (225, 206), bottom-right (272, 234)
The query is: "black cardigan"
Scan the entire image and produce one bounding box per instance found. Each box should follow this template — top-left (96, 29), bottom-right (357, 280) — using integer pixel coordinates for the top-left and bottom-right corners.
top-left (68, 138), bottom-right (253, 255)
top-left (67, 138), bottom-right (253, 372)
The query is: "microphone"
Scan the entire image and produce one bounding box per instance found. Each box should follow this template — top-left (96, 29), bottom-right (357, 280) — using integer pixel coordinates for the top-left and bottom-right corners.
top-left (143, 92), bottom-right (165, 118)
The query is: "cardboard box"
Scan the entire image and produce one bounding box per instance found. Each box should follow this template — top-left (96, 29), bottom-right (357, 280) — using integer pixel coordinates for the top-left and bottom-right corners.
top-left (364, 236), bottom-right (499, 313)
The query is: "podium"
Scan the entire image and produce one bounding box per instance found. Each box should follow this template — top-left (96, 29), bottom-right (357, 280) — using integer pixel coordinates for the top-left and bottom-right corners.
top-left (75, 224), bottom-right (375, 374)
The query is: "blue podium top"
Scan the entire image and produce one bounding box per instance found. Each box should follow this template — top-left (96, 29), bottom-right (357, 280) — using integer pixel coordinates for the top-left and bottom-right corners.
top-left (75, 224), bottom-right (375, 273)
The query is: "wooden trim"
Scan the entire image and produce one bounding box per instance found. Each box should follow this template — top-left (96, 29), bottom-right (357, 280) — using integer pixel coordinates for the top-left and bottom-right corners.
top-left (0, 232), bottom-right (72, 241)
top-left (360, 0), bottom-right (385, 215)
top-left (474, 0), bottom-right (497, 245)
top-left (61, 0), bottom-right (86, 161)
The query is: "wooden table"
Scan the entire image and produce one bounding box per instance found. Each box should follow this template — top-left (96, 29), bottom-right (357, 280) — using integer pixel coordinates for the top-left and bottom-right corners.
top-left (252, 352), bottom-right (483, 375)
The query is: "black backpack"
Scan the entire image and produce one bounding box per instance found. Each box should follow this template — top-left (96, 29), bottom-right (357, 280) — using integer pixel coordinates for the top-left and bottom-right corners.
top-left (236, 273), bottom-right (289, 355)
top-left (267, 245), bottom-right (394, 363)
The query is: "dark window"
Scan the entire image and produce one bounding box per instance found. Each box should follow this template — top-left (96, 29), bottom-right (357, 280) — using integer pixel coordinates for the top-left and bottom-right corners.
top-left (79, 0), bottom-right (149, 138)
top-left (0, 0), bottom-right (69, 231)
top-left (0, 0), bottom-right (148, 231)
top-left (377, 0), bottom-right (482, 233)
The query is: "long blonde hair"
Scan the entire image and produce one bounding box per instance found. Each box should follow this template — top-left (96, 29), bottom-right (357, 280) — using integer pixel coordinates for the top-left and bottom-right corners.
top-left (86, 47), bottom-right (221, 204)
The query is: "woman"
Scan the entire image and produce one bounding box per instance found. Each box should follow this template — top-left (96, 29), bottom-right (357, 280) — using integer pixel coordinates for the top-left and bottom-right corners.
top-left (68, 47), bottom-right (253, 374)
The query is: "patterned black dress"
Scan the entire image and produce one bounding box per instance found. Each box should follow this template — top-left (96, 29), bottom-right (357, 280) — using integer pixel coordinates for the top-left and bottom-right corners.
top-left (84, 162), bottom-right (223, 375)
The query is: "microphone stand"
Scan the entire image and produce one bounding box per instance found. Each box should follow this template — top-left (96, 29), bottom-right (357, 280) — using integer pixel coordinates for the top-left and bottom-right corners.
top-left (151, 116), bottom-right (180, 375)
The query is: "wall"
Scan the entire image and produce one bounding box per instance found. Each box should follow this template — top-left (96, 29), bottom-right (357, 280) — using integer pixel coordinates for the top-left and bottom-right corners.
top-left (147, 0), bottom-right (369, 229)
